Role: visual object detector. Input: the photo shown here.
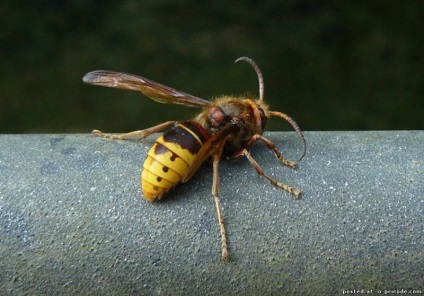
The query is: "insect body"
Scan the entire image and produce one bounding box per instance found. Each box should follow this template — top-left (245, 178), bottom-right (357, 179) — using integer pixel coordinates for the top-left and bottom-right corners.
top-left (83, 57), bottom-right (306, 261)
top-left (142, 121), bottom-right (210, 200)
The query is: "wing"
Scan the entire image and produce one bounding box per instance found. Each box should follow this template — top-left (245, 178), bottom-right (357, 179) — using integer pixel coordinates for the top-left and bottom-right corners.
top-left (83, 70), bottom-right (210, 108)
top-left (182, 122), bottom-right (239, 182)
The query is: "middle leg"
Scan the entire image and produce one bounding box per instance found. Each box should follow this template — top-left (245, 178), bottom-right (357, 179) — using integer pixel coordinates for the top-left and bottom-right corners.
top-left (212, 148), bottom-right (229, 261)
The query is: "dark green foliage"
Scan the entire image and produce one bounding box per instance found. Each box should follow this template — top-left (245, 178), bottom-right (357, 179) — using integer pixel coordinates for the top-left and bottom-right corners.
top-left (1, 1), bottom-right (423, 132)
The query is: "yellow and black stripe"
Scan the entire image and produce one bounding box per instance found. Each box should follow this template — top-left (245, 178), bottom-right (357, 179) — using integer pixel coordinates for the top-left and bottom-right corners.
top-left (141, 121), bottom-right (210, 200)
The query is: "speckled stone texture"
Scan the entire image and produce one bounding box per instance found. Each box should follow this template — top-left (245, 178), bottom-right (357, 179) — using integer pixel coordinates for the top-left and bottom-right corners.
top-left (0, 131), bottom-right (423, 295)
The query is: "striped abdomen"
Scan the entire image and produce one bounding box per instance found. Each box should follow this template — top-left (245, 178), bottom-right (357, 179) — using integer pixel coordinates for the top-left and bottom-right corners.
top-left (141, 121), bottom-right (210, 201)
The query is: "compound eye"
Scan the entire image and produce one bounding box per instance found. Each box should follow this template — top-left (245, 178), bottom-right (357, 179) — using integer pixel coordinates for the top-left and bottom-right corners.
top-left (208, 106), bottom-right (228, 127)
top-left (258, 106), bottom-right (268, 130)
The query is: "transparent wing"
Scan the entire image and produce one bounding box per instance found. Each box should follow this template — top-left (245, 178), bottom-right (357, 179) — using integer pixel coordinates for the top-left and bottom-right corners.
top-left (83, 70), bottom-right (210, 108)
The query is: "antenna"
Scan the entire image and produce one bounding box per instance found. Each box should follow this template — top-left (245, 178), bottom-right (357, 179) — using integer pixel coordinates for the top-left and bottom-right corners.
top-left (235, 57), bottom-right (264, 103)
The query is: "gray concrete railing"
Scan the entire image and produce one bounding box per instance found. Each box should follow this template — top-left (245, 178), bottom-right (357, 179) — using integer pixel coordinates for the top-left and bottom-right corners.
top-left (1, 131), bottom-right (423, 295)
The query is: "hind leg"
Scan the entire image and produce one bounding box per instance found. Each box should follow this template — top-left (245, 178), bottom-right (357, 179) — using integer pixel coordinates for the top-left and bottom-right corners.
top-left (92, 121), bottom-right (177, 141)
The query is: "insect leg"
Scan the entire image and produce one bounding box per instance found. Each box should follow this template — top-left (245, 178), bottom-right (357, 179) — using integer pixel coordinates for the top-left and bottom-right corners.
top-left (92, 121), bottom-right (177, 141)
top-left (242, 149), bottom-right (302, 198)
top-left (212, 149), bottom-right (229, 261)
top-left (246, 134), bottom-right (297, 168)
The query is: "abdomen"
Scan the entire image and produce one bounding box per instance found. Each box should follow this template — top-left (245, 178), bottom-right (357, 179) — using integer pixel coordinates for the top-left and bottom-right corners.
top-left (141, 121), bottom-right (210, 201)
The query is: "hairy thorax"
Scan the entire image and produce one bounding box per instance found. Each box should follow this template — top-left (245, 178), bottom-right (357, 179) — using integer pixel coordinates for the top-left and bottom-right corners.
top-left (195, 96), bottom-right (269, 158)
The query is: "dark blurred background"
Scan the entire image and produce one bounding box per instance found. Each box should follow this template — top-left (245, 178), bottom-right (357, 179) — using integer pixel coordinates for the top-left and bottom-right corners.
top-left (1, 1), bottom-right (423, 133)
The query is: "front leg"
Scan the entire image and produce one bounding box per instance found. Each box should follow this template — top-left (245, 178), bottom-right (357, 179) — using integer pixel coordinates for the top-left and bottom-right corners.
top-left (230, 134), bottom-right (297, 168)
top-left (242, 149), bottom-right (302, 198)
top-left (245, 134), bottom-right (298, 168)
